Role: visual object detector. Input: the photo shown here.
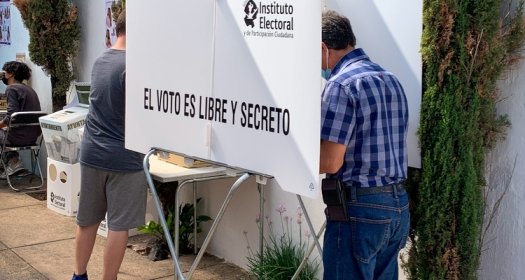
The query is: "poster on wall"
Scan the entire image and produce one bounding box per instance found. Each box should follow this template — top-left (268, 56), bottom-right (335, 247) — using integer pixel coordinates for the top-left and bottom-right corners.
top-left (126, 0), bottom-right (322, 198)
top-left (0, 0), bottom-right (11, 46)
top-left (104, 0), bottom-right (117, 48)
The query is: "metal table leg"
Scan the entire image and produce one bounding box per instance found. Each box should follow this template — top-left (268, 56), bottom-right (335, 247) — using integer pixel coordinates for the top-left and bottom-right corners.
top-left (185, 173), bottom-right (251, 279)
top-left (290, 194), bottom-right (326, 280)
top-left (143, 149), bottom-right (185, 279)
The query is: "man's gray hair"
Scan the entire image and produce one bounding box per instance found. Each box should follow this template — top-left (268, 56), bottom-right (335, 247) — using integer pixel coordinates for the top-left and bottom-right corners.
top-left (322, 10), bottom-right (356, 49)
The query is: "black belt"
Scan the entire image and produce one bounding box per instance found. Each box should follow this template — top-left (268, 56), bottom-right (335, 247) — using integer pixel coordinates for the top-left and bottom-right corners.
top-left (347, 183), bottom-right (405, 197)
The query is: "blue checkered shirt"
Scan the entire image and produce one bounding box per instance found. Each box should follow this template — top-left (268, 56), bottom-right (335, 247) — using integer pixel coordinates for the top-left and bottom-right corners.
top-left (321, 48), bottom-right (409, 187)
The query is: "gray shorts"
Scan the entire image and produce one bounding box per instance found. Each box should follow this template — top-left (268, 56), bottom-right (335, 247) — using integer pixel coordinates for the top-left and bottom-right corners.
top-left (76, 164), bottom-right (147, 231)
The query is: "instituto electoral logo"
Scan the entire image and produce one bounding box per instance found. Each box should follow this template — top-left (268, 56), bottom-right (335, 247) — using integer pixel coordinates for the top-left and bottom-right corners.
top-left (244, 0), bottom-right (258, 27)
top-left (242, 0), bottom-right (295, 39)
top-left (50, 192), bottom-right (66, 208)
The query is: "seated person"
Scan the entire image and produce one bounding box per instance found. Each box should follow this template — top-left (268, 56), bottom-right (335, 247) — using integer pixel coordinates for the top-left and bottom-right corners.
top-left (0, 61), bottom-right (42, 177)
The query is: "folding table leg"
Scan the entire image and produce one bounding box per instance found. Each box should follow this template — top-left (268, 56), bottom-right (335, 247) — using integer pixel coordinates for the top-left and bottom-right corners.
top-left (185, 173), bottom-right (251, 279)
top-left (143, 149), bottom-right (185, 279)
top-left (291, 194), bottom-right (326, 279)
top-left (291, 221), bottom-right (326, 280)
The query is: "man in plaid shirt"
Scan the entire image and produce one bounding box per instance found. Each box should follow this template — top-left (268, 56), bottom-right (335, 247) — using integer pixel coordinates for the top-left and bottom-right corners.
top-left (319, 10), bottom-right (410, 280)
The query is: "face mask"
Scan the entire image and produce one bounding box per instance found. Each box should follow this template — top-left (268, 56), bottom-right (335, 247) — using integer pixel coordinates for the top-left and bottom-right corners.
top-left (321, 46), bottom-right (332, 80)
top-left (1, 76), bottom-right (7, 86)
top-left (321, 69), bottom-right (332, 80)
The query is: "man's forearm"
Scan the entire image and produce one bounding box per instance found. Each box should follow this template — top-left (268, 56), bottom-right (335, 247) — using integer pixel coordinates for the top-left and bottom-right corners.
top-left (320, 140), bottom-right (346, 174)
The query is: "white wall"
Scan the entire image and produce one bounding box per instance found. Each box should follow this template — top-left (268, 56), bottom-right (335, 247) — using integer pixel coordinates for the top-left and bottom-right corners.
top-left (198, 177), bottom-right (325, 272)
top-left (479, 60), bottom-right (525, 280)
top-left (72, 0), bottom-right (106, 82)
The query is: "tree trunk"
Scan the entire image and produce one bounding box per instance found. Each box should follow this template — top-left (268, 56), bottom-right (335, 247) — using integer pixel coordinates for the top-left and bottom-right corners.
top-left (50, 75), bottom-right (66, 112)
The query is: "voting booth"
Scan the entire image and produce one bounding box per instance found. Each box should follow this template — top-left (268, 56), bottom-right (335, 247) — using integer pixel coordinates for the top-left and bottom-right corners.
top-left (40, 84), bottom-right (89, 216)
top-left (126, 0), bottom-right (422, 278)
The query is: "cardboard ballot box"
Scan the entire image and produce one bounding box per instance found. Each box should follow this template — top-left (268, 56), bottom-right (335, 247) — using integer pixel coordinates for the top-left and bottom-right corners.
top-left (46, 157), bottom-right (81, 216)
top-left (157, 151), bottom-right (210, 168)
top-left (39, 107), bottom-right (88, 164)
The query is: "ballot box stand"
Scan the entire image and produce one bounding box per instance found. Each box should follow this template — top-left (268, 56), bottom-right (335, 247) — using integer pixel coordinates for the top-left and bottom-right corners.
top-left (46, 157), bottom-right (81, 216)
top-left (40, 107), bottom-right (88, 216)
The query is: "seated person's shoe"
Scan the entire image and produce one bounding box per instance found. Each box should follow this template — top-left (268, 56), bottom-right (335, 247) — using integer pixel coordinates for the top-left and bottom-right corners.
top-left (7, 161), bottom-right (25, 176)
top-left (72, 272), bottom-right (88, 280)
top-left (0, 161), bottom-right (26, 179)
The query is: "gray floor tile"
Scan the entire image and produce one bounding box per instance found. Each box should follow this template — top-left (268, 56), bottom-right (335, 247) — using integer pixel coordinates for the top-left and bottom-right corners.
top-left (0, 250), bottom-right (47, 280)
top-left (0, 204), bottom-right (76, 248)
top-left (0, 190), bottom-right (44, 210)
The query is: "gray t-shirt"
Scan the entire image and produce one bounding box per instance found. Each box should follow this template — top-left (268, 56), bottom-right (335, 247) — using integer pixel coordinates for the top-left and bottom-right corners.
top-left (80, 49), bottom-right (143, 172)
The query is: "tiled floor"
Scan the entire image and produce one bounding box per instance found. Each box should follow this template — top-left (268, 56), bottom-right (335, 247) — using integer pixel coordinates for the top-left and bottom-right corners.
top-left (0, 176), bottom-right (252, 280)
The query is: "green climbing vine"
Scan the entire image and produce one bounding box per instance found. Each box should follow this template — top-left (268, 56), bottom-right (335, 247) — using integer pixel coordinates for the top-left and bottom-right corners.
top-left (407, 0), bottom-right (525, 279)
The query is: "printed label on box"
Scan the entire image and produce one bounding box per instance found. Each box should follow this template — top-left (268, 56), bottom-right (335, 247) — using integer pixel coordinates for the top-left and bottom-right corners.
top-left (46, 158), bottom-right (81, 216)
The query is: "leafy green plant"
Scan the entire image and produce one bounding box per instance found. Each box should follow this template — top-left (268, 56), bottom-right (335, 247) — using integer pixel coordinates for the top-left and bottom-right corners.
top-left (245, 205), bottom-right (319, 280)
top-left (138, 207), bottom-right (175, 243)
top-left (178, 198), bottom-right (212, 254)
top-left (138, 198), bottom-right (212, 258)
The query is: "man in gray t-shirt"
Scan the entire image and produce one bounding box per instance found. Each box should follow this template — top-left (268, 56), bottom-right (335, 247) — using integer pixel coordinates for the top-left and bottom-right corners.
top-left (72, 11), bottom-right (147, 280)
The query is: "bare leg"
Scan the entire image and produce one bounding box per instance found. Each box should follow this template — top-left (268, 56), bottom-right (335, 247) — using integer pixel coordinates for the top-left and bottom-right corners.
top-left (102, 229), bottom-right (129, 280)
top-left (74, 223), bottom-right (100, 275)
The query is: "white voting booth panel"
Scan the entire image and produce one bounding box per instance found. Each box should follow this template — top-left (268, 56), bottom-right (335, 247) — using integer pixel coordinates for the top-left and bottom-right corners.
top-left (126, 0), bottom-right (322, 198)
top-left (46, 158), bottom-right (81, 216)
top-left (326, 0), bottom-right (423, 168)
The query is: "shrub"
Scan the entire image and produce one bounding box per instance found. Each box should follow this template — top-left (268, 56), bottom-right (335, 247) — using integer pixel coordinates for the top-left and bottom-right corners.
top-left (409, 1), bottom-right (525, 279)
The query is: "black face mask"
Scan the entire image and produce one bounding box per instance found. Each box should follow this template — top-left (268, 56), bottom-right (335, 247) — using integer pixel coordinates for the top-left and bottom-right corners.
top-left (1, 72), bottom-right (7, 85)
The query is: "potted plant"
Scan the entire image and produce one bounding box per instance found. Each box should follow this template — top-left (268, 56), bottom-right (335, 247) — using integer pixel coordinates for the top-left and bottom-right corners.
top-left (138, 198), bottom-right (212, 260)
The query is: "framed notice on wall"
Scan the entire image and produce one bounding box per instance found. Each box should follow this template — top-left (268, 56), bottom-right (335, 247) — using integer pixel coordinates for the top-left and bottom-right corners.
top-left (126, 0), bottom-right (322, 198)
top-left (0, 0), bottom-right (11, 45)
top-left (104, 0), bottom-right (117, 48)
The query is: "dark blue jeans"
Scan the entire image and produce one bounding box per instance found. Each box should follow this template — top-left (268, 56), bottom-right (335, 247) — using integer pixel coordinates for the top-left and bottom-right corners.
top-left (323, 187), bottom-right (410, 280)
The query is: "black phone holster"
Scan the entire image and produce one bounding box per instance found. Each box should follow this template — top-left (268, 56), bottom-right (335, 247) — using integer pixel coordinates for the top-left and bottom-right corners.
top-left (321, 178), bottom-right (349, 222)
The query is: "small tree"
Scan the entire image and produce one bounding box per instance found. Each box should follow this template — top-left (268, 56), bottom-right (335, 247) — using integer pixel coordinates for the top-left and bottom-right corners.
top-left (111, 0), bottom-right (125, 22)
top-left (13, 0), bottom-right (80, 112)
top-left (408, 1), bottom-right (525, 279)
